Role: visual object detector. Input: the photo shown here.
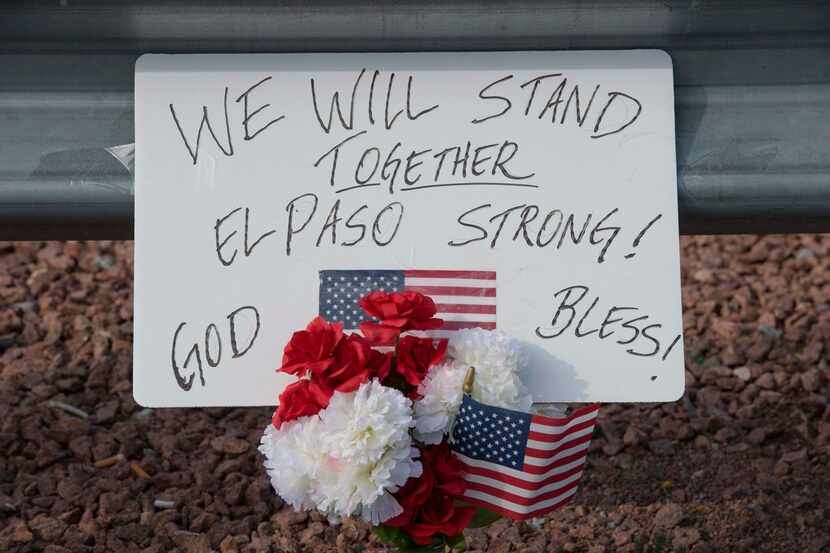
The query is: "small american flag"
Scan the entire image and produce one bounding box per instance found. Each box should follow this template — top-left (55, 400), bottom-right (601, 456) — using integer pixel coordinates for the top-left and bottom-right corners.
top-left (451, 396), bottom-right (599, 520)
top-left (318, 269), bottom-right (496, 333)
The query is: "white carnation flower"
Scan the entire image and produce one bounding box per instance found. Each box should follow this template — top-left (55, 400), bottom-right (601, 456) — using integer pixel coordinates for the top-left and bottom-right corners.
top-left (320, 379), bottom-right (414, 465)
top-left (316, 379), bottom-right (421, 524)
top-left (413, 361), bottom-right (467, 444)
top-left (412, 330), bottom-right (534, 444)
top-left (448, 328), bottom-right (533, 412)
top-left (314, 443), bottom-right (421, 525)
top-left (259, 416), bottom-right (323, 512)
top-left (259, 380), bottom-right (420, 524)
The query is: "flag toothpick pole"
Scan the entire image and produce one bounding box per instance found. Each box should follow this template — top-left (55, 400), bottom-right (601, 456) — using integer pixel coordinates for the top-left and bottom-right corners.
top-left (463, 366), bottom-right (475, 395)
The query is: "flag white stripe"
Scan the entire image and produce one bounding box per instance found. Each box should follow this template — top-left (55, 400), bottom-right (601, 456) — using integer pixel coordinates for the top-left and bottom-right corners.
top-left (523, 441), bottom-right (591, 467)
top-left (463, 485), bottom-right (579, 515)
top-left (529, 410), bottom-right (599, 435)
top-left (465, 470), bottom-right (583, 499)
top-left (526, 426), bottom-right (596, 452)
top-left (455, 452), bottom-right (587, 482)
top-left (404, 277), bottom-right (498, 288)
top-left (425, 330), bottom-right (474, 338)
top-left (439, 312), bottom-right (498, 323)
top-left (427, 295), bottom-right (496, 305)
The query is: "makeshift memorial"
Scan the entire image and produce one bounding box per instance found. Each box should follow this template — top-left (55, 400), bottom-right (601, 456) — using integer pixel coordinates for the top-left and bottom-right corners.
top-left (135, 51), bottom-right (685, 408)
top-left (260, 289), bottom-right (598, 551)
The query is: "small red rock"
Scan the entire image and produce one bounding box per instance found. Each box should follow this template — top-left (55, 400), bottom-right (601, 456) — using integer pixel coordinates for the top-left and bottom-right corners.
top-left (756, 373), bottom-right (775, 390)
top-left (773, 460), bottom-right (790, 477)
top-left (747, 428), bottom-right (768, 445)
top-left (210, 435), bottom-right (251, 456)
top-left (654, 503), bottom-right (683, 529)
top-left (673, 527), bottom-right (701, 547)
top-left (781, 448), bottom-right (808, 464)
top-left (800, 369), bottom-right (821, 393)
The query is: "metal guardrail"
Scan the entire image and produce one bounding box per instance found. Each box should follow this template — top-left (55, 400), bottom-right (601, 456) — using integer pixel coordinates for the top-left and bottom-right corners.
top-left (1, 2), bottom-right (828, 239)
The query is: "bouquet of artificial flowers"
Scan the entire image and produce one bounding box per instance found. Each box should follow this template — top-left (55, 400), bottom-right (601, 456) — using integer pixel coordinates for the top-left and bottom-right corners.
top-left (260, 289), bottom-right (588, 551)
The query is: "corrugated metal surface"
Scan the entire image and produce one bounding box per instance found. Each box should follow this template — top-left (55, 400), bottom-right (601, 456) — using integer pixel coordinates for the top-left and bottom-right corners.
top-left (1, 1), bottom-right (828, 239)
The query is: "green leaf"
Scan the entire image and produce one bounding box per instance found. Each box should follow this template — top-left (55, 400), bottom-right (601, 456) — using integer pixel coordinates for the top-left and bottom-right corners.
top-left (468, 507), bottom-right (502, 528)
top-left (396, 540), bottom-right (444, 553)
top-left (371, 525), bottom-right (393, 543)
top-left (445, 533), bottom-right (467, 551)
top-left (400, 544), bottom-right (444, 553)
top-left (381, 371), bottom-right (413, 396)
top-left (371, 525), bottom-right (411, 548)
top-left (371, 526), bottom-right (445, 553)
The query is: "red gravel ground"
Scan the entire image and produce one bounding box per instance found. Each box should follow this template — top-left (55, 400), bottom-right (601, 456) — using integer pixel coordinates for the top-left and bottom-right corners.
top-left (0, 235), bottom-right (828, 553)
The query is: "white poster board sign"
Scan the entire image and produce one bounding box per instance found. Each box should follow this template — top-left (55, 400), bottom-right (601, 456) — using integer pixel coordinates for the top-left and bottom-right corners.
top-left (134, 51), bottom-right (683, 407)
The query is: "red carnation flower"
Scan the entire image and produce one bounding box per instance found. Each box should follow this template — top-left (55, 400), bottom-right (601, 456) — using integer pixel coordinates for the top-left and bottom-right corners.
top-left (318, 333), bottom-right (390, 393)
top-left (279, 316), bottom-right (343, 376)
top-left (367, 348), bottom-right (393, 382)
top-left (395, 336), bottom-right (448, 387)
top-left (387, 443), bottom-right (474, 545)
top-left (358, 291), bottom-right (443, 345)
top-left (405, 494), bottom-right (476, 546)
top-left (431, 442), bottom-right (468, 497)
top-left (271, 379), bottom-right (332, 429)
top-left (386, 455), bottom-right (436, 527)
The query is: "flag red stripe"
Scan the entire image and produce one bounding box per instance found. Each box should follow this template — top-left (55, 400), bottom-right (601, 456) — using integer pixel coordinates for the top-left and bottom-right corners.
top-left (525, 435), bottom-right (593, 463)
top-left (405, 285), bottom-right (496, 297)
top-left (440, 320), bottom-right (497, 330)
top-left (522, 445), bottom-right (592, 474)
top-left (521, 449), bottom-right (590, 475)
top-left (460, 460), bottom-right (585, 491)
top-left (465, 477), bottom-right (581, 507)
top-left (404, 270), bottom-right (496, 280)
top-left (434, 303), bottom-right (497, 314)
top-left (460, 490), bottom-right (576, 521)
top-left (527, 419), bottom-right (598, 443)
top-left (531, 404), bottom-right (601, 427)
